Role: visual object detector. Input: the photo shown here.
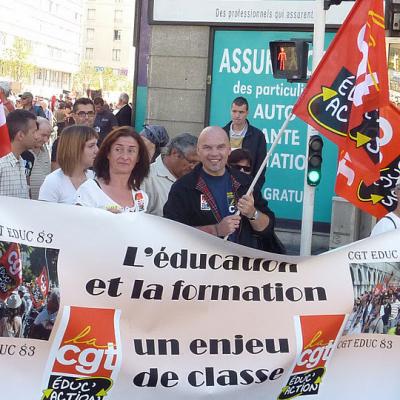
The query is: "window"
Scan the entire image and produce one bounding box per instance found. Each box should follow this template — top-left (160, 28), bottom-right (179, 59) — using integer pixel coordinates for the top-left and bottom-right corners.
top-left (113, 30), bottom-right (121, 41)
top-left (85, 47), bottom-right (93, 60)
top-left (112, 49), bottom-right (121, 61)
top-left (87, 9), bottom-right (95, 20)
top-left (87, 28), bottom-right (95, 41)
top-left (114, 10), bottom-right (122, 23)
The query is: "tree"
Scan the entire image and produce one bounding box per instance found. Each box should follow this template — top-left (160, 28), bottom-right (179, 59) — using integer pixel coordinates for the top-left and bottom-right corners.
top-left (72, 62), bottom-right (100, 96)
top-left (0, 37), bottom-right (35, 84)
top-left (72, 62), bottom-right (133, 97)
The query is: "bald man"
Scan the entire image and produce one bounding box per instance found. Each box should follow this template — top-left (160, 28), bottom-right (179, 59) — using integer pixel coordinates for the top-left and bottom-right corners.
top-left (163, 126), bottom-right (275, 249)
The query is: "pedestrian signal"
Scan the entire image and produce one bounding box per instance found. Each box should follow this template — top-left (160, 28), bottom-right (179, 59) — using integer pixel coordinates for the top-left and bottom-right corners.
top-left (307, 136), bottom-right (324, 186)
top-left (269, 40), bottom-right (309, 81)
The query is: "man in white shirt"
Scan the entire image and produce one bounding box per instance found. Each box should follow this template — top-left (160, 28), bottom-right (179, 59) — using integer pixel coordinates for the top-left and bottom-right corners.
top-left (0, 110), bottom-right (38, 198)
top-left (222, 96), bottom-right (267, 189)
top-left (141, 133), bottom-right (199, 216)
top-left (370, 181), bottom-right (400, 236)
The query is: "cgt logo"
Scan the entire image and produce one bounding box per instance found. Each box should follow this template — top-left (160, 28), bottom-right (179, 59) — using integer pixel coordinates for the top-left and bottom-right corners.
top-left (56, 327), bottom-right (119, 375)
top-left (294, 331), bottom-right (336, 372)
top-left (293, 315), bottom-right (345, 374)
top-left (278, 315), bottom-right (345, 399)
top-left (51, 307), bottom-right (121, 379)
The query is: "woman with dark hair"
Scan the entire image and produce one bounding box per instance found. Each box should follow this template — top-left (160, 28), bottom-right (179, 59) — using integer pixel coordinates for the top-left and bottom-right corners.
top-left (140, 125), bottom-right (169, 163)
top-left (227, 148), bottom-right (253, 174)
top-left (76, 126), bottom-right (150, 213)
top-left (39, 125), bottom-right (99, 204)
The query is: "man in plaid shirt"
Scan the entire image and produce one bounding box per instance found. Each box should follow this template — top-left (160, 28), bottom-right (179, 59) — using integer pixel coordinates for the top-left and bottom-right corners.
top-left (0, 110), bottom-right (38, 198)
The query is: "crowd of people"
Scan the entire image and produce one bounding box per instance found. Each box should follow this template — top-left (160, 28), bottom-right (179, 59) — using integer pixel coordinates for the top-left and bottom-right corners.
top-left (0, 92), bottom-right (279, 250)
top-left (1, 88), bottom-right (400, 339)
top-left (0, 285), bottom-right (60, 340)
top-left (0, 93), bottom-right (281, 338)
top-left (344, 286), bottom-right (400, 335)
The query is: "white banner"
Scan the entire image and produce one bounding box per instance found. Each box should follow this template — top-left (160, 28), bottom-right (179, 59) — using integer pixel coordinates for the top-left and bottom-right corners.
top-left (0, 196), bottom-right (398, 399)
top-left (151, 0), bottom-right (354, 25)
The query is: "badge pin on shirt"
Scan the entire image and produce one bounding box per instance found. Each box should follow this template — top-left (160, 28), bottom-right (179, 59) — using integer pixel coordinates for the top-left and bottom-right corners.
top-left (200, 194), bottom-right (211, 211)
top-left (135, 192), bottom-right (145, 212)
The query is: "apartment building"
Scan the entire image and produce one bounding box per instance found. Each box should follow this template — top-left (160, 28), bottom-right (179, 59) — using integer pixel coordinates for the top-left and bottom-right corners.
top-left (0, 0), bottom-right (84, 97)
top-left (82, 0), bottom-right (136, 99)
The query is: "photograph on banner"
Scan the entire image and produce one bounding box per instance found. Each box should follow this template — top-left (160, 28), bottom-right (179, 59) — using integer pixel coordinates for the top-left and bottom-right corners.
top-left (343, 261), bottom-right (400, 335)
top-left (209, 30), bottom-right (338, 224)
top-left (0, 240), bottom-right (60, 340)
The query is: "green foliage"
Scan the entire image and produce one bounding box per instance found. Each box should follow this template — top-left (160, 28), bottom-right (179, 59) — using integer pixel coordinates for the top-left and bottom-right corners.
top-left (0, 37), bottom-right (35, 83)
top-left (72, 63), bottom-right (132, 97)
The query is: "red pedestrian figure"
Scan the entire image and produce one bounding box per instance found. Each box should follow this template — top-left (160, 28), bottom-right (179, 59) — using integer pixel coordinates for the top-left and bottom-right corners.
top-left (278, 47), bottom-right (287, 71)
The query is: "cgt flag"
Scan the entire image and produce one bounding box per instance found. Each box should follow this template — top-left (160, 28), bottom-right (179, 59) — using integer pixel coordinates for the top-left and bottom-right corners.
top-left (335, 103), bottom-right (400, 218)
top-left (30, 266), bottom-right (50, 308)
top-left (0, 99), bottom-right (11, 157)
top-left (0, 243), bottom-right (23, 301)
top-left (293, 0), bottom-right (388, 184)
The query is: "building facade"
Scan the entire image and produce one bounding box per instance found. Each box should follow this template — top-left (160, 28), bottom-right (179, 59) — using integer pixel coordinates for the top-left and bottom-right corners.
top-left (0, 0), bottom-right (84, 98)
top-left (82, 0), bottom-right (136, 101)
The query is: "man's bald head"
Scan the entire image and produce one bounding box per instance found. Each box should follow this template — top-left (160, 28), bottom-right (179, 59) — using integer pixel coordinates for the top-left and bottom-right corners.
top-left (198, 126), bottom-right (230, 148)
top-left (197, 126), bottom-right (231, 176)
top-left (35, 117), bottom-right (52, 149)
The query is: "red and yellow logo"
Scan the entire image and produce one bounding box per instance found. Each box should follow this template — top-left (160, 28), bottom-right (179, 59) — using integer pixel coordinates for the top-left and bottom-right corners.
top-left (278, 314), bottom-right (345, 400)
top-left (41, 306), bottom-right (121, 400)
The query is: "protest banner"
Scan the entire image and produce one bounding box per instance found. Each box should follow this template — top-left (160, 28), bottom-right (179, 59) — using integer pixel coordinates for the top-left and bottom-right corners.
top-left (0, 197), bottom-right (398, 399)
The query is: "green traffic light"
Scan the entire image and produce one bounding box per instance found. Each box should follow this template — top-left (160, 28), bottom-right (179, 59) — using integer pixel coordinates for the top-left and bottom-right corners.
top-left (307, 170), bottom-right (321, 186)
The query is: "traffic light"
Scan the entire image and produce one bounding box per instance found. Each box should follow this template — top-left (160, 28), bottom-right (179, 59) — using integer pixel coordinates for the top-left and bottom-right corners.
top-left (269, 40), bottom-right (309, 81)
top-left (307, 136), bottom-right (324, 186)
top-left (324, 0), bottom-right (355, 10)
top-left (385, 0), bottom-right (400, 37)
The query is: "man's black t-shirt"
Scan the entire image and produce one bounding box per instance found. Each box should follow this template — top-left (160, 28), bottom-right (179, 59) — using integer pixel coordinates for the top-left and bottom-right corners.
top-left (94, 110), bottom-right (118, 143)
top-left (20, 150), bottom-right (35, 177)
top-left (201, 169), bottom-right (238, 242)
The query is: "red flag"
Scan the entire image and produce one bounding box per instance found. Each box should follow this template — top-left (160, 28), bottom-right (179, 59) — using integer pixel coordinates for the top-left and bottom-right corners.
top-left (335, 103), bottom-right (400, 218)
top-left (30, 266), bottom-right (49, 308)
top-left (293, 0), bottom-right (388, 183)
top-left (0, 99), bottom-right (11, 157)
top-left (0, 243), bottom-right (23, 301)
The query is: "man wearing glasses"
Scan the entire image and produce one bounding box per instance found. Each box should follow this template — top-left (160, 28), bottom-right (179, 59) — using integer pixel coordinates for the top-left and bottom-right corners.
top-left (142, 133), bottom-right (199, 217)
top-left (51, 98), bottom-right (95, 170)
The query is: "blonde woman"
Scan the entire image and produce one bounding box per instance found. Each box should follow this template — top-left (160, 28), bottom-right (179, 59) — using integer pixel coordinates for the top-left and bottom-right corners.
top-left (39, 125), bottom-right (98, 204)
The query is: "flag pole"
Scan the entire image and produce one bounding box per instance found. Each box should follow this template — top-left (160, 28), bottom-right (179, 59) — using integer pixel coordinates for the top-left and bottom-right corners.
top-left (224, 111), bottom-right (293, 240)
top-left (299, 0), bottom-right (326, 255)
top-left (243, 112), bottom-right (293, 197)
